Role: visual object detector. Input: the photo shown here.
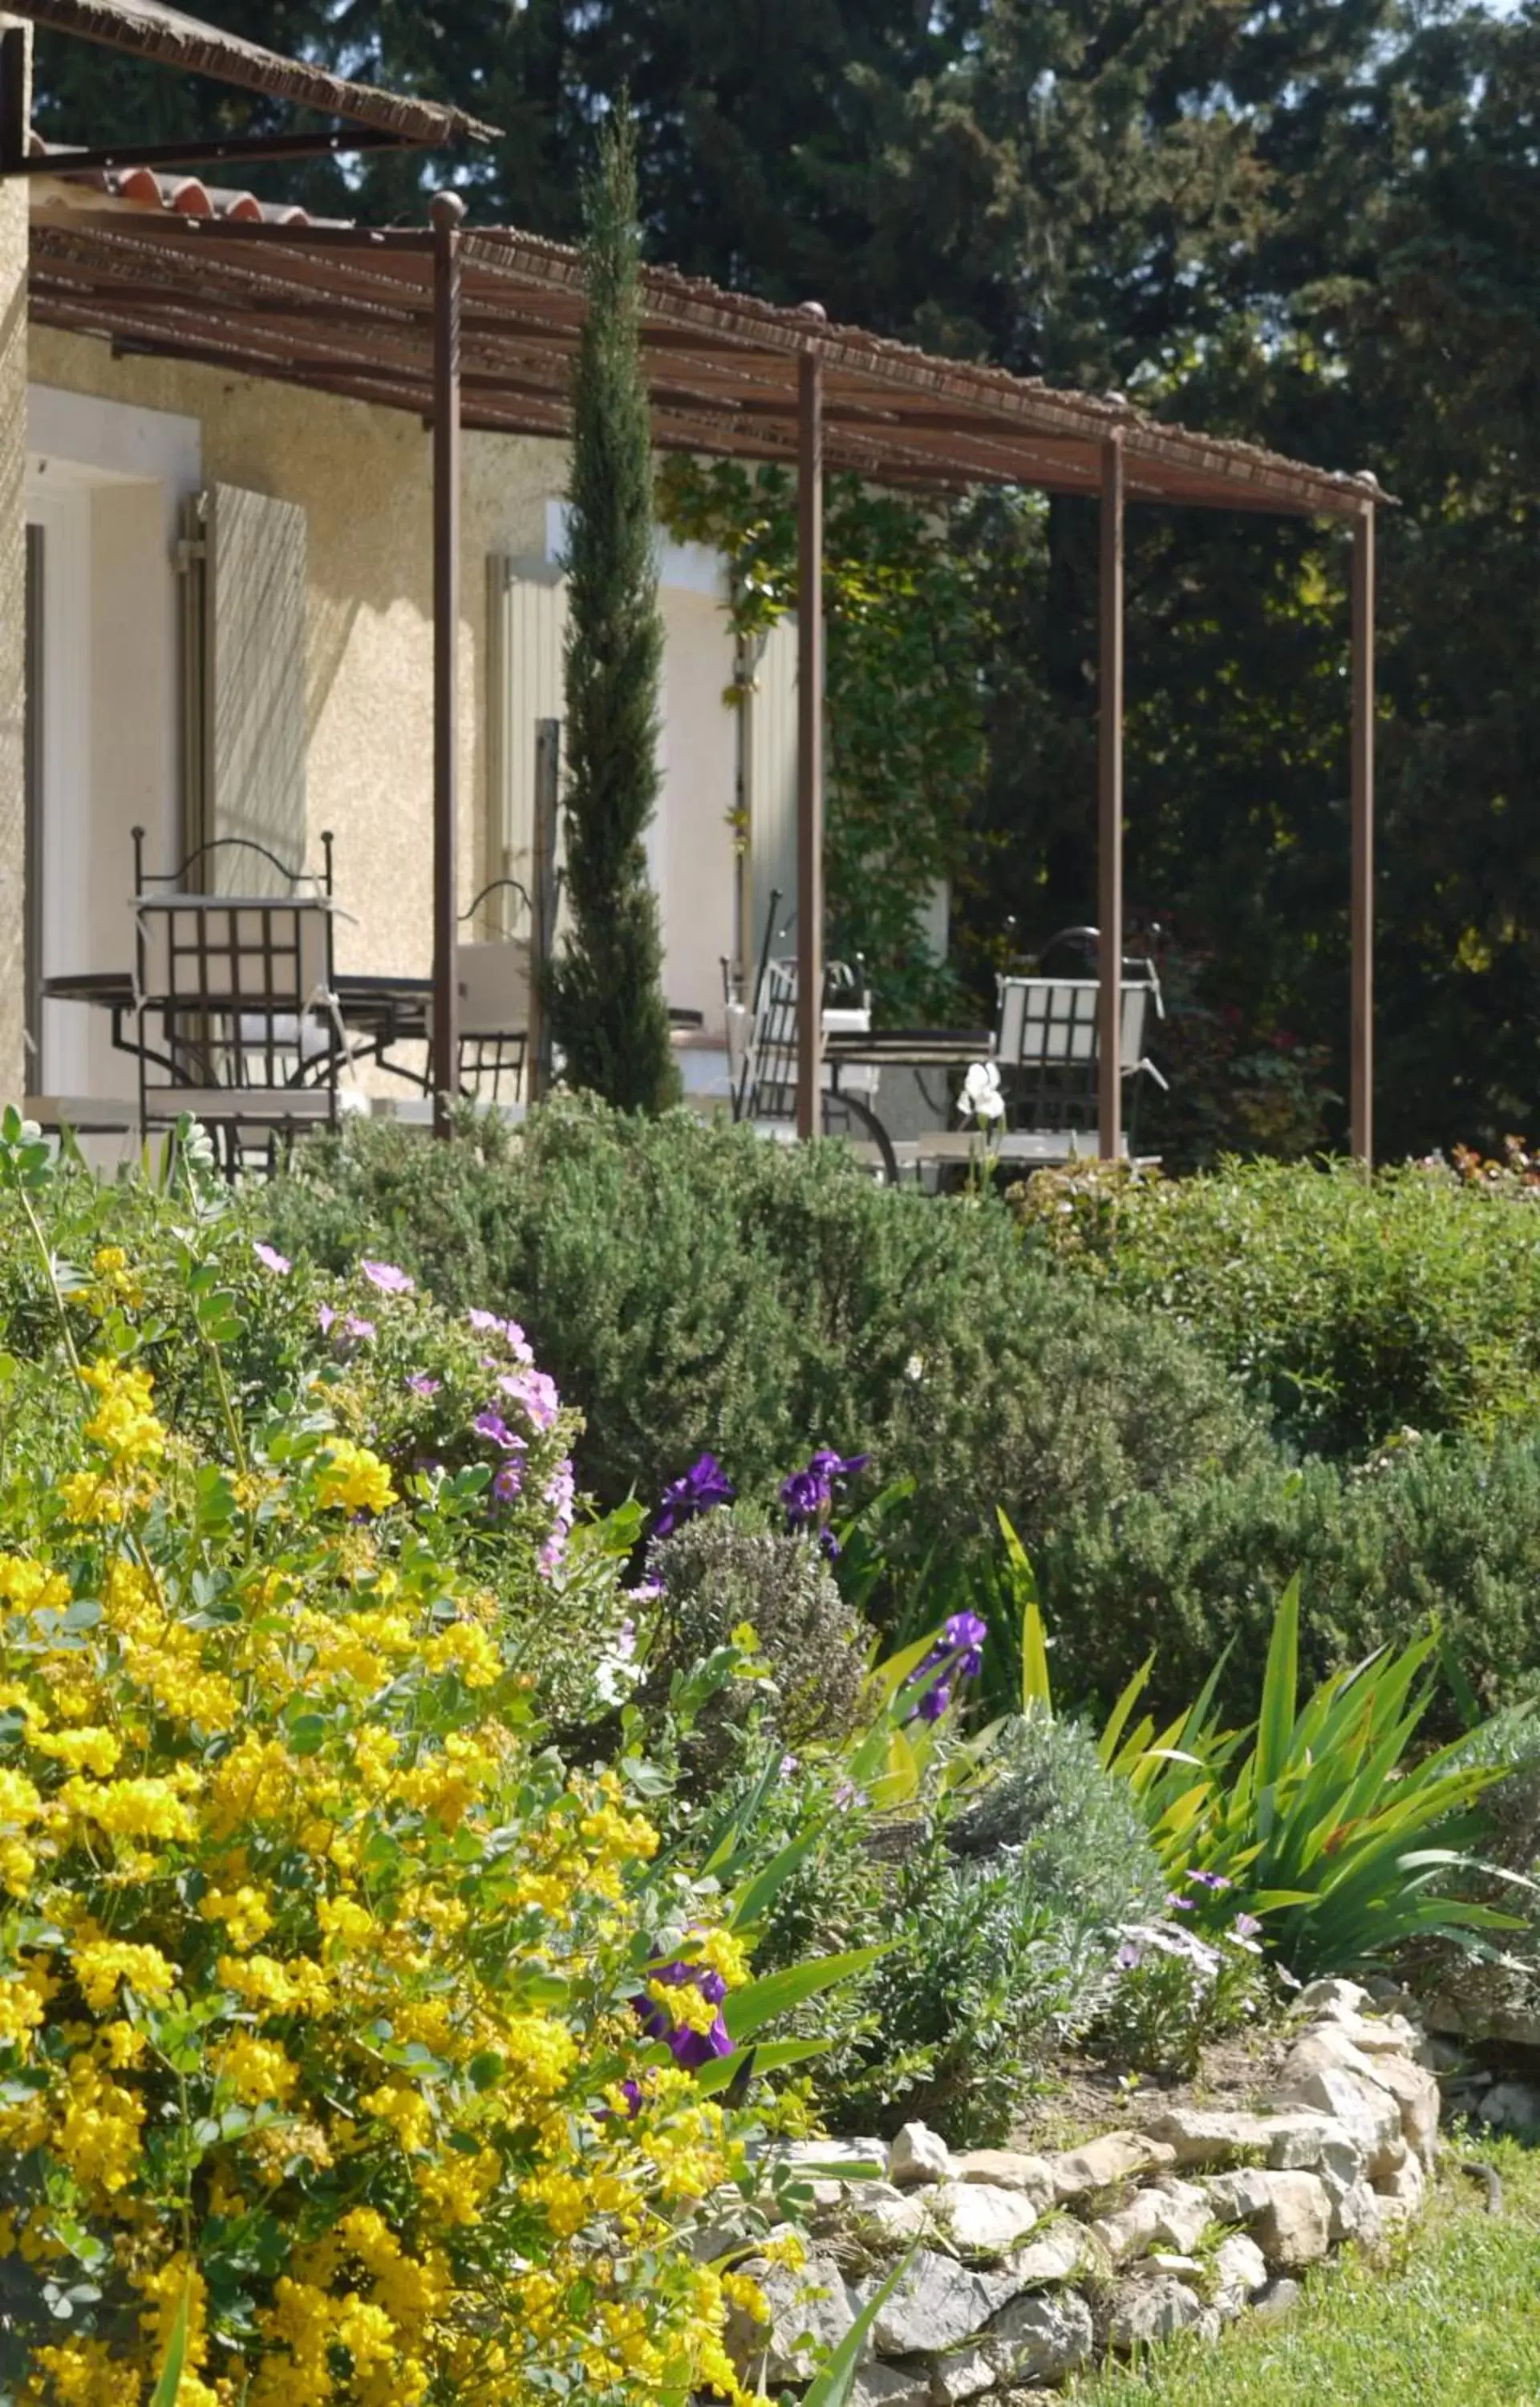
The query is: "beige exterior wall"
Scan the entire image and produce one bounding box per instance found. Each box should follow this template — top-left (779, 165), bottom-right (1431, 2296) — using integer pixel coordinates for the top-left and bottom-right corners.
top-left (0, 26), bottom-right (28, 1098)
top-left (30, 324), bottom-right (555, 990)
top-left (22, 324), bottom-right (743, 1085)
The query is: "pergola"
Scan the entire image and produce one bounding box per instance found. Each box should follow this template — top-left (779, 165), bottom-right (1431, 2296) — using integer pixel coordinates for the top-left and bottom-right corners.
top-left (23, 195), bottom-right (1381, 1158)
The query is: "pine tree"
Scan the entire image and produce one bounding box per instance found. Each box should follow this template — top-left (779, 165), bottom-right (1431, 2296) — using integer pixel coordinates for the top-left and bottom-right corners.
top-left (548, 103), bottom-right (679, 1114)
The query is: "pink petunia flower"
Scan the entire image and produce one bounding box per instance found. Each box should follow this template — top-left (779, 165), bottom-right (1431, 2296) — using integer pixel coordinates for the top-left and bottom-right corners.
top-left (253, 1240), bottom-right (290, 1275)
top-left (361, 1260), bottom-right (414, 1296)
top-left (496, 1368), bottom-right (560, 1432)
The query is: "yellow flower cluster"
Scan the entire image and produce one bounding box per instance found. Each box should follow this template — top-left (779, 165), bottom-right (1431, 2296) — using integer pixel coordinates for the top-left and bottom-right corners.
top-left (313, 1438), bottom-right (397, 1516)
top-left (0, 1259), bottom-right (775, 2407)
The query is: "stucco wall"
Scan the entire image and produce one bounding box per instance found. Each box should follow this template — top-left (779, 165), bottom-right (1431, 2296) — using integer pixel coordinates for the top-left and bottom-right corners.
top-left (25, 326), bottom-right (741, 1051)
top-left (0, 26), bottom-right (27, 1098)
top-left (30, 324), bottom-right (557, 989)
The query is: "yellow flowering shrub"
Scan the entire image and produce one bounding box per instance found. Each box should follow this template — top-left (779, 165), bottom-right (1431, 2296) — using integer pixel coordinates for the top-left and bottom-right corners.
top-left (0, 1116), bottom-right (784, 2406)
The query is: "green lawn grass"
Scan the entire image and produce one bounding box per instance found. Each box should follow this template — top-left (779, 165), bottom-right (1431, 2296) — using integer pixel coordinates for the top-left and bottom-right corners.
top-left (1069, 2136), bottom-right (1540, 2405)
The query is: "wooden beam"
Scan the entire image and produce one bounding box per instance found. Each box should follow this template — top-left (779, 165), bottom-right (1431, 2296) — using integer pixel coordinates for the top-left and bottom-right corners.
top-left (432, 193), bottom-right (465, 1142)
top-left (5, 126), bottom-right (406, 178)
top-left (1351, 500), bottom-right (1376, 1166)
top-left (1098, 433), bottom-right (1125, 1163)
top-left (796, 348), bottom-right (824, 1145)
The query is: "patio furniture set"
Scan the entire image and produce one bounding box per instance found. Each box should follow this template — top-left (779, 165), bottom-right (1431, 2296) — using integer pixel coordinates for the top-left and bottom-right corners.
top-left (725, 893), bottom-right (1165, 1184)
top-left (29, 837), bottom-right (1165, 1183)
top-left (32, 831), bottom-right (537, 1174)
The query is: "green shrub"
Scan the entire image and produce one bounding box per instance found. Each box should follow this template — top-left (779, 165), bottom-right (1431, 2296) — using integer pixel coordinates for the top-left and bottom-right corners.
top-left (946, 1711), bottom-right (1165, 1929)
top-left (741, 1712), bottom-right (1168, 2145)
top-left (1038, 1426), bottom-right (1540, 1730)
top-left (257, 1102), bottom-right (1268, 1586)
top-left (1015, 1155), bottom-right (1540, 1458)
top-left (644, 1511), bottom-right (873, 1774)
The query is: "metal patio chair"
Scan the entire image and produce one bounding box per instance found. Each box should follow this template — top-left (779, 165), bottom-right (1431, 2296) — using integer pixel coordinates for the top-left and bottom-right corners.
top-left (454, 878), bottom-right (533, 1104)
top-left (727, 890), bottom-right (899, 1180)
top-left (992, 923), bottom-right (1165, 1148)
top-left (131, 826), bottom-right (346, 1175)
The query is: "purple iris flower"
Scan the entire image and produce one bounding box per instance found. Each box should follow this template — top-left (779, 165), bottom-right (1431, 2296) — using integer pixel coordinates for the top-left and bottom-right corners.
top-left (942, 1610), bottom-right (988, 1677)
top-left (632, 1960), bottom-right (734, 2070)
top-left (904, 1608), bottom-right (989, 1725)
top-left (654, 1453), bottom-right (735, 1536)
top-left (809, 1448), bottom-right (870, 1485)
top-left (781, 1447), bottom-right (870, 1552)
top-left (780, 1469), bottom-right (825, 1524)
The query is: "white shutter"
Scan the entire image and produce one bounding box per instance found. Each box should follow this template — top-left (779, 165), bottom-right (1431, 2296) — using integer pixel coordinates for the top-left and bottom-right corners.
top-left (745, 613), bottom-right (798, 968)
top-left (487, 556), bottom-right (568, 936)
top-left (188, 484), bottom-right (307, 894)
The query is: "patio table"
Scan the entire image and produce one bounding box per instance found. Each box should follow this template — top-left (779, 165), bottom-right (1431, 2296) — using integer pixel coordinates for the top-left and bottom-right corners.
top-left (43, 966), bottom-right (435, 1086)
top-left (823, 1026), bottom-right (994, 1076)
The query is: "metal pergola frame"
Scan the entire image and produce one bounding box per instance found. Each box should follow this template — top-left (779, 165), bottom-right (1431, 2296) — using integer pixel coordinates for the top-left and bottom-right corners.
top-left (23, 197), bottom-right (1384, 1158)
top-left (0, 0), bottom-right (497, 179)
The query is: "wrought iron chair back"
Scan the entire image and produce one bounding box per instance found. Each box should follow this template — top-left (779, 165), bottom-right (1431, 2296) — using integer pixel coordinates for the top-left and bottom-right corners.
top-left (452, 879), bottom-right (533, 1104)
top-left (131, 826), bottom-right (342, 1171)
top-left (993, 956), bottom-right (1161, 1139)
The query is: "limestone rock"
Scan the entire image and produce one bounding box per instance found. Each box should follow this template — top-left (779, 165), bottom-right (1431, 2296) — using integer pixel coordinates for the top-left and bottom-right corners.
top-left (857, 2251), bottom-right (1002, 2356)
top-left (1324, 2176), bottom-right (1384, 2248)
top-left (1250, 2170), bottom-right (1333, 2271)
top-left (1212, 2231), bottom-right (1269, 2317)
top-left (1001, 2219), bottom-right (1086, 2290)
top-left (1139, 2107), bottom-right (1291, 2168)
top-left (1206, 2165), bottom-right (1279, 2222)
top-left (1477, 2078), bottom-right (1540, 2136)
top-left (1363, 2052), bottom-right (1442, 2162)
top-left (1090, 2178), bottom-right (1211, 2265)
top-left (850, 2365), bottom-right (933, 2407)
top-left (1251, 2275), bottom-right (1303, 2324)
top-left (727, 2253), bottom-right (861, 2382)
top-left (930, 2180), bottom-right (1040, 2260)
top-left (1273, 2059), bottom-right (1404, 2176)
top-left (1206, 2163), bottom-right (1335, 2268)
top-left (954, 2149), bottom-right (1058, 2210)
top-left (1291, 1977), bottom-right (1371, 2020)
top-left (927, 2347), bottom-right (998, 2403)
top-left (1047, 2131), bottom-right (1175, 2202)
top-left (1140, 2103), bottom-right (1365, 2184)
top-left (850, 2190), bottom-right (934, 2248)
top-left (1328, 2009), bottom-right (1424, 2060)
top-left (890, 2123), bottom-right (957, 2189)
top-left (1108, 2273), bottom-right (1206, 2351)
top-left (980, 2286), bottom-right (1095, 2385)
top-left (1375, 2149), bottom-right (1427, 2213)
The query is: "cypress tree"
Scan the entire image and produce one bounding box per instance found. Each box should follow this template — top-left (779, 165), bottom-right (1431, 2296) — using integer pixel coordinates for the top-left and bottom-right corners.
top-left (549, 102), bottom-right (679, 1114)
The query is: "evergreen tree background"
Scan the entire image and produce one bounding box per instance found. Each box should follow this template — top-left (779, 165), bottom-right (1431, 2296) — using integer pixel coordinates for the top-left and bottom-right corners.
top-left (29, 1), bottom-right (1540, 1156)
top-left (546, 102), bottom-right (679, 1115)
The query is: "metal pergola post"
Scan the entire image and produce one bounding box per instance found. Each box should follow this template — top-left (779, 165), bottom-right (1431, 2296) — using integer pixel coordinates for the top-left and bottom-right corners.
top-left (796, 347), bottom-right (825, 1144)
top-left (1097, 433), bottom-right (1126, 1163)
top-left (1351, 496), bottom-right (1376, 1167)
top-left (431, 191), bottom-right (465, 1140)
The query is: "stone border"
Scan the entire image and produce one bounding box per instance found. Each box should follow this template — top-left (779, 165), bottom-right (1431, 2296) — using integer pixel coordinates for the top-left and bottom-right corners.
top-left (730, 1979), bottom-right (1441, 2402)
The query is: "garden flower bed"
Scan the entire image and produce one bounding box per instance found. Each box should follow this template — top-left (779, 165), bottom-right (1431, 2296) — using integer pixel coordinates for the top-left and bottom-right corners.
top-left (2, 1106), bottom-right (1538, 2404)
